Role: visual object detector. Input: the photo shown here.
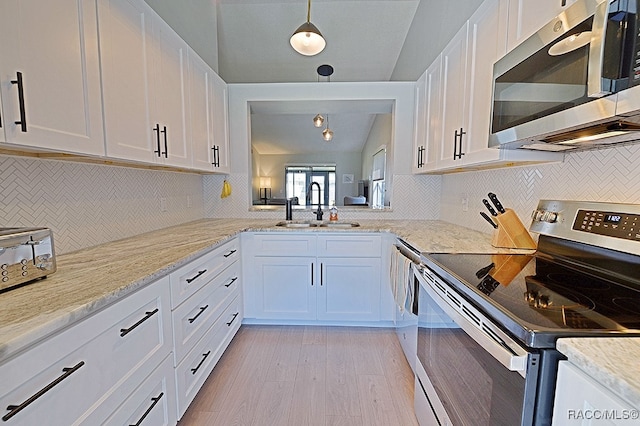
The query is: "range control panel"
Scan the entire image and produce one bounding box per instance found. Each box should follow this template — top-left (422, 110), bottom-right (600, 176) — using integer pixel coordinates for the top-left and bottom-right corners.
top-left (573, 210), bottom-right (640, 241)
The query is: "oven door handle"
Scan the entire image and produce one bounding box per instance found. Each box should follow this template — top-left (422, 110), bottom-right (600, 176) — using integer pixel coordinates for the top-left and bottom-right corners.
top-left (424, 282), bottom-right (529, 377)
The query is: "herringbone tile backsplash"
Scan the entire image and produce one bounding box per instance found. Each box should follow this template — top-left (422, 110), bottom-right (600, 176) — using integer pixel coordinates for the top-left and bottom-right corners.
top-left (0, 155), bottom-right (204, 254)
top-left (439, 143), bottom-right (640, 234)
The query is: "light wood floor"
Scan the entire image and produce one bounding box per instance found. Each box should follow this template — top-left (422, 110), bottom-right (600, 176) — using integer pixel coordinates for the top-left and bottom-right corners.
top-left (178, 325), bottom-right (419, 426)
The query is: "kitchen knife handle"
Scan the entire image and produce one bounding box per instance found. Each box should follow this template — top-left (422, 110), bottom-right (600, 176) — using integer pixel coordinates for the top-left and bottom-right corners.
top-left (483, 199), bottom-right (498, 216)
top-left (480, 212), bottom-right (498, 229)
top-left (488, 193), bottom-right (506, 214)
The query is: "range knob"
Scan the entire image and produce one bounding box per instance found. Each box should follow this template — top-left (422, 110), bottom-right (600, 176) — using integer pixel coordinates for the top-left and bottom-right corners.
top-left (542, 211), bottom-right (559, 223)
top-left (531, 210), bottom-right (545, 222)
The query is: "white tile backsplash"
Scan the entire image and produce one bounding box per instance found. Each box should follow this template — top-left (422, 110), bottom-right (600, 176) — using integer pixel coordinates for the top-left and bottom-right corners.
top-left (0, 155), bottom-right (204, 254)
top-left (439, 144), bottom-right (640, 234)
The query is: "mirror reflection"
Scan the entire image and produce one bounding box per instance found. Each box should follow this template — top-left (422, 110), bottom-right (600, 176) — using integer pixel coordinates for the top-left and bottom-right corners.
top-left (250, 100), bottom-right (393, 209)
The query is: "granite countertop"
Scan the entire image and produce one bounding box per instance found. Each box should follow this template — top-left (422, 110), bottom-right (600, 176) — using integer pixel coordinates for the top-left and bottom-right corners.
top-left (0, 218), bottom-right (530, 363)
top-left (557, 338), bottom-right (640, 408)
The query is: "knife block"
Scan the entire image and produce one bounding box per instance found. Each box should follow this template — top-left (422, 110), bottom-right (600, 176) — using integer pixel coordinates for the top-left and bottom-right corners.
top-left (491, 209), bottom-right (537, 249)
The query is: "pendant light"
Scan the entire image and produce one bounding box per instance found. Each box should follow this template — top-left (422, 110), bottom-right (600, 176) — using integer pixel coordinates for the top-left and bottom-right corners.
top-left (290, 0), bottom-right (326, 56)
top-left (313, 114), bottom-right (324, 127)
top-left (322, 115), bottom-right (334, 141)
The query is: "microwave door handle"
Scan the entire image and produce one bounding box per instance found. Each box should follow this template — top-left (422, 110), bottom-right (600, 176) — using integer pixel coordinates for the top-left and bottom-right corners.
top-left (587, 0), bottom-right (611, 98)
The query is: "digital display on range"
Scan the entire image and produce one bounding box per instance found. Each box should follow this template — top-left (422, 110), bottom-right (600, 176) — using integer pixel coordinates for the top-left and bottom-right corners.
top-left (604, 214), bottom-right (622, 223)
top-left (573, 209), bottom-right (640, 241)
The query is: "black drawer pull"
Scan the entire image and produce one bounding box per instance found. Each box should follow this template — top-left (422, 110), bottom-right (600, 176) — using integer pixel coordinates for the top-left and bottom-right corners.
top-left (129, 392), bottom-right (164, 426)
top-left (223, 249), bottom-right (237, 258)
top-left (191, 351), bottom-right (211, 375)
top-left (188, 305), bottom-right (209, 324)
top-left (3, 361), bottom-right (85, 422)
top-left (11, 72), bottom-right (27, 132)
top-left (226, 312), bottom-right (239, 326)
top-left (186, 269), bottom-right (207, 284)
top-left (224, 277), bottom-right (238, 288)
top-left (161, 125), bottom-right (168, 158)
top-left (120, 308), bottom-right (159, 337)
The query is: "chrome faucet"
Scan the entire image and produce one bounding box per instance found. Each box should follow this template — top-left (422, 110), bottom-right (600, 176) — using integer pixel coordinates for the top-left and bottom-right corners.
top-left (307, 182), bottom-right (323, 220)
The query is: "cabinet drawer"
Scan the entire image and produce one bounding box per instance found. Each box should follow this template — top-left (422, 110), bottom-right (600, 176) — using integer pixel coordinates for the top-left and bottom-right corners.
top-left (175, 295), bottom-right (242, 417)
top-left (317, 234), bottom-right (382, 257)
top-left (172, 261), bottom-right (240, 364)
top-left (0, 277), bottom-right (171, 425)
top-left (251, 233), bottom-right (316, 257)
top-left (170, 238), bottom-right (239, 308)
top-left (101, 355), bottom-right (177, 426)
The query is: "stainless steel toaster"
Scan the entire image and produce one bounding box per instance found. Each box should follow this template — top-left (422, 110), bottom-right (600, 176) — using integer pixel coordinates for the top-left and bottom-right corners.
top-left (0, 227), bottom-right (56, 292)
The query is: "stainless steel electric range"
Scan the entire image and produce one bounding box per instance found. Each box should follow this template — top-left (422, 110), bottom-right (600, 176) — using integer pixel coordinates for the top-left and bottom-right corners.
top-left (414, 200), bottom-right (640, 426)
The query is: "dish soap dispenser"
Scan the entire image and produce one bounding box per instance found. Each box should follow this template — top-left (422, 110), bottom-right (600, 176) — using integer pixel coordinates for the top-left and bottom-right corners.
top-left (330, 204), bottom-right (338, 221)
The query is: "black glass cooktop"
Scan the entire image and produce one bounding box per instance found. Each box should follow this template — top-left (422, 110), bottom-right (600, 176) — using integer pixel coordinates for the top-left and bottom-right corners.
top-left (422, 245), bottom-right (640, 348)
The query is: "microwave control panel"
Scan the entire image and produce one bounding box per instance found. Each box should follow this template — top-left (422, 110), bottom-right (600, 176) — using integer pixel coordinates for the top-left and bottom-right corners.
top-left (573, 210), bottom-right (640, 241)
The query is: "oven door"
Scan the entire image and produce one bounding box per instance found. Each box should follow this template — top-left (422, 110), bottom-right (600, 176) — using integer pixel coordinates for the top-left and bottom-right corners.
top-left (489, 0), bottom-right (639, 148)
top-left (415, 267), bottom-right (540, 426)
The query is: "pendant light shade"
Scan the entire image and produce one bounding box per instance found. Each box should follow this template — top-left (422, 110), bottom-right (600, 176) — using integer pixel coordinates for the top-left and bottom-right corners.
top-left (322, 115), bottom-right (333, 141)
top-left (290, 0), bottom-right (326, 56)
top-left (313, 114), bottom-right (324, 127)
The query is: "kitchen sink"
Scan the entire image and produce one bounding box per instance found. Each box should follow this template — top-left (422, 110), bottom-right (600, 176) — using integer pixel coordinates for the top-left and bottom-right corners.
top-left (275, 220), bottom-right (360, 228)
top-left (275, 220), bottom-right (320, 228)
top-left (318, 222), bottom-right (360, 228)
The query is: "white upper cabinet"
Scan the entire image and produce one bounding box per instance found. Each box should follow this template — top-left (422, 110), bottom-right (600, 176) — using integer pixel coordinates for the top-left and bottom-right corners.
top-left (506, 0), bottom-right (578, 53)
top-left (0, 0), bottom-right (105, 156)
top-left (98, 0), bottom-right (155, 163)
top-left (98, 0), bottom-right (195, 169)
top-left (413, 59), bottom-right (442, 173)
top-left (149, 19), bottom-right (191, 168)
top-left (188, 52), bottom-right (230, 173)
top-left (415, 0), bottom-right (562, 174)
top-left (211, 72), bottom-right (230, 173)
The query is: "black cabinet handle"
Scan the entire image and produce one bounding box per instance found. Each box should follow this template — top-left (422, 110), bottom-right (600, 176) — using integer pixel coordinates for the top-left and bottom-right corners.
top-left (186, 269), bottom-right (207, 284)
top-left (562, 0), bottom-right (567, 6)
top-left (212, 145), bottom-right (220, 167)
top-left (161, 126), bottom-right (168, 158)
top-left (417, 146), bottom-right (425, 168)
top-left (320, 262), bottom-right (323, 286)
top-left (3, 361), bottom-right (85, 422)
top-left (153, 124), bottom-right (161, 156)
top-left (129, 392), bottom-right (164, 426)
top-left (223, 249), bottom-right (236, 258)
top-left (120, 308), bottom-right (159, 337)
top-left (188, 305), bottom-right (209, 324)
top-left (454, 128), bottom-right (466, 160)
top-left (11, 72), bottom-right (27, 132)
top-left (311, 263), bottom-right (314, 286)
top-left (191, 351), bottom-right (211, 374)
top-left (226, 312), bottom-right (239, 326)
top-left (224, 277), bottom-right (238, 288)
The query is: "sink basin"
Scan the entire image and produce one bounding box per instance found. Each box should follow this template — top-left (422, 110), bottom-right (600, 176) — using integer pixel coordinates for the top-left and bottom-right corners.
top-left (318, 222), bottom-right (360, 228)
top-left (275, 220), bottom-right (360, 228)
top-left (275, 220), bottom-right (320, 228)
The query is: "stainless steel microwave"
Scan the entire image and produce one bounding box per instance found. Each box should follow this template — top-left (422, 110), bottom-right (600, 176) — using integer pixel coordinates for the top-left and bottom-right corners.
top-left (489, 0), bottom-right (640, 151)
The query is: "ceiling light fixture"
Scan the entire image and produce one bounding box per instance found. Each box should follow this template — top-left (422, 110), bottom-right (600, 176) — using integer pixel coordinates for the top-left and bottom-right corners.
top-left (322, 115), bottom-right (334, 141)
top-left (290, 0), bottom-right (326, 56)
top-left (313, 114), bottom-right (324, 127)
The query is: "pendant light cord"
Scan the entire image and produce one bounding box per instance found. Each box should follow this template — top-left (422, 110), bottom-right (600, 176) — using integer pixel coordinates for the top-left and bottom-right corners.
top-left (307, 0), bottom-right (311, 23)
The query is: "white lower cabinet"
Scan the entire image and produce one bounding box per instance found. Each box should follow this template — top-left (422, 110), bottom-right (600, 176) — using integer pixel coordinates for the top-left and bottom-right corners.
top-left (244, 233), bottom-right (382, 323)
top-left (552, 361), bottom-right (636, 425)
top-left (169, 237), bottom-right (242, 419)
top-left (0, 276), bottom-right (173, 426)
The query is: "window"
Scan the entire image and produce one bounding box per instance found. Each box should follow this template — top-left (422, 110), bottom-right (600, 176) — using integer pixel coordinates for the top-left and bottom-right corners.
top-left (285, 165), bottom-right (336, 206)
